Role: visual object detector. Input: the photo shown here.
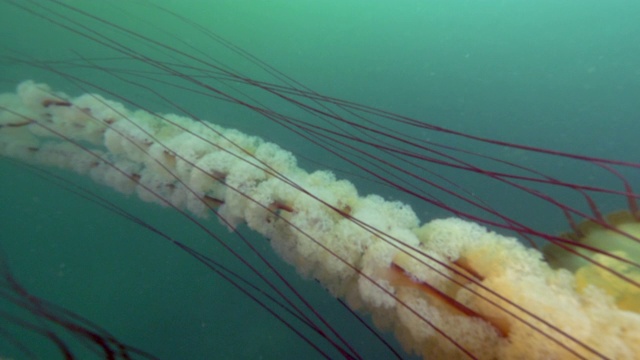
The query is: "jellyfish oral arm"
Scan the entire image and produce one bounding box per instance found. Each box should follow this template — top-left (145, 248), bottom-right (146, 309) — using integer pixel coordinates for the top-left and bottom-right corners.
top-left (1, 81), bottom-right (638, 359)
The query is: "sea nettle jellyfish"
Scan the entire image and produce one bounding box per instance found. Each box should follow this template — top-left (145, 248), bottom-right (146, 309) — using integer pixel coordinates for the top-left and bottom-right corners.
top-left (0, 1), bottom-right (638, 359)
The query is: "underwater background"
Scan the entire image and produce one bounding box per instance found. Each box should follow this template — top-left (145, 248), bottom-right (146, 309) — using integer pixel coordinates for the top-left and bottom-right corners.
top-left (1, 1), bottom-right (639, 359)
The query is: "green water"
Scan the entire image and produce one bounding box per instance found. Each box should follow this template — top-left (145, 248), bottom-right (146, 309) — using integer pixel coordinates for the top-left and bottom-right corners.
top-left (1, 1), bottom-right (639, 359)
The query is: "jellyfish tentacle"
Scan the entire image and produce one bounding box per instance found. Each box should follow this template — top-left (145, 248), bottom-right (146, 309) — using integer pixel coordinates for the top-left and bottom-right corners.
top-left (2, 81), bottom-right (639, 359)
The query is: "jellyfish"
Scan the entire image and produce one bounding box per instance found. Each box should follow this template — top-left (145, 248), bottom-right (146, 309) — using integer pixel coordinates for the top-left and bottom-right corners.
top-left (0, 1), bottom-right (638, 359)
